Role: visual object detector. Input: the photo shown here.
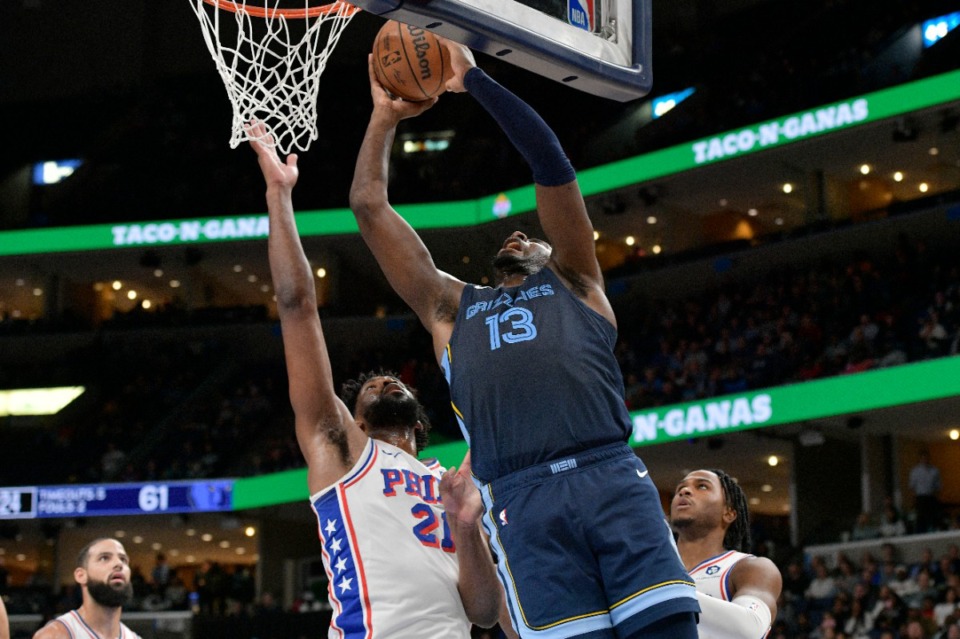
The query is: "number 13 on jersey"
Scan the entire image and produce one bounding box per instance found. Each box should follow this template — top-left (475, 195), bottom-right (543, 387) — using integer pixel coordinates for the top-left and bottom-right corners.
top-left (485, 308), bottom-right (538, 350)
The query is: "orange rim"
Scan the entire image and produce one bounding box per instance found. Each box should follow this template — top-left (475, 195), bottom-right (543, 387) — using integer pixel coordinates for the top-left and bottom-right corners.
top-left (202, 0), bottom-right (359, 19)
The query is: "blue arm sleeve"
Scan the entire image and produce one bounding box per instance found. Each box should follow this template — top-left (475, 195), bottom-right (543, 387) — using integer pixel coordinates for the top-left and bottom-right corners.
top-left (464, 67), bottom-right (576, 187)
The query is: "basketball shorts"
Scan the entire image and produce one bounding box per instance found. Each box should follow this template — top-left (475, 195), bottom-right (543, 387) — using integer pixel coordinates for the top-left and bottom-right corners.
top-left (478, 442), bottom-right (699, 639)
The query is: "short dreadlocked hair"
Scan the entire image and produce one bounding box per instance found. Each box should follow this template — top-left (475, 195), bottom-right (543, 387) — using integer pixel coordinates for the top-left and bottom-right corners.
top-left (340, 370), bottom-right (431, 454)
top-left (708, 468), bottom-right (752, 553)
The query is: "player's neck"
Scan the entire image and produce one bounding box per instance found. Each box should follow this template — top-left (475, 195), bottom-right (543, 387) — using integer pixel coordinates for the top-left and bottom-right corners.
top-left (677, 531), bottom-right (727, 571)
top-left (498, 273), bottom-right (528, 287)
top-left (370, 429), bottom-right (417, 457)
top-left (78, 601), bottom-right (123, 638)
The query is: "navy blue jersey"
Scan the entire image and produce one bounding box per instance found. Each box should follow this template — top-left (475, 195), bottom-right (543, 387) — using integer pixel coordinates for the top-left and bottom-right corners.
top-left (441, 267), bottom-right (632, 482)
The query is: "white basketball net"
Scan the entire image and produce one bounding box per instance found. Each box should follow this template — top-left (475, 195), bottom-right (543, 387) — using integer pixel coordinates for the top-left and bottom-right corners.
top-left (189, 0), bottom-right (357, 154)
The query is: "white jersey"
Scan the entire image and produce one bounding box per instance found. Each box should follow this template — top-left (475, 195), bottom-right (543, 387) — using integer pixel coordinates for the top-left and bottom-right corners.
top-left (310, 438), bottom-right (470, 639)
top-left (689, 550), bottom-right (753, 601)
top-left (52, 610), bottom-right (142, 639)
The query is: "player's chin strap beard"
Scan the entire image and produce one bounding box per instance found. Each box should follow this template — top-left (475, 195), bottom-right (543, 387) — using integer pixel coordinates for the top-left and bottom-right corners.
top-left (492, 252), bottom-right (548, 279)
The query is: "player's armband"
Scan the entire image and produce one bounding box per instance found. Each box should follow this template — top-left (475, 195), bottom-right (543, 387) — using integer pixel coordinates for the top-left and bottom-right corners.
top-left (694, 591), bottom-right (772, 639)
top-left (464, 67), bottom-right (576, 187)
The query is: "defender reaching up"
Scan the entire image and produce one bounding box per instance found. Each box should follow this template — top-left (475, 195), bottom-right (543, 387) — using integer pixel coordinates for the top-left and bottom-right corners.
top-left (250, 121), bottom-right (501, 638)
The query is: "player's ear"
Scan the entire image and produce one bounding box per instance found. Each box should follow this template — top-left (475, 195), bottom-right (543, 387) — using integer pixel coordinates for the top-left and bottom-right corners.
top-left (723, 507), bottom-right (737, 525)
top-left (74, 566), bottom-right (88, 586)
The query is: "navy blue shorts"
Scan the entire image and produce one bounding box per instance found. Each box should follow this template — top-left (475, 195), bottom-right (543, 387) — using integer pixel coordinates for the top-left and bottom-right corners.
top-left (478, 443), bottom-right (699, 638)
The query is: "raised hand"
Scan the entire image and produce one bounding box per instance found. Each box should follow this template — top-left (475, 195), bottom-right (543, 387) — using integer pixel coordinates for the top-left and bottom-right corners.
top-left (440, 452), bottom-right (482, 528)
top-left (246, 120), bottom-right (299, 191)
top-left (437, 38), bottom-right (477, 93)
top-left (366, 54), bottom-right (438, 122)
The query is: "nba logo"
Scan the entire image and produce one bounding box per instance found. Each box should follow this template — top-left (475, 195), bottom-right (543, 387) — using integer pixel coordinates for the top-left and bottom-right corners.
top-left (568, 0), bottom-right (594, 31)
top-left (706, 566), bottom-right (721, 575)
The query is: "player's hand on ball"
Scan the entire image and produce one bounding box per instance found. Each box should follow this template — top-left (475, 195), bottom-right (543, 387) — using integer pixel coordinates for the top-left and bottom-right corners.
top-left (437, 38), bottom-right (476, 93)
top-left (367, 54), bottom-right (437, 120)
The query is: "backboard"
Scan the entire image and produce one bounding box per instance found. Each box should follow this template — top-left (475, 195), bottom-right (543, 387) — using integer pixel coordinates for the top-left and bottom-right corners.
top-left (352, 0), bottom-right (652, 102)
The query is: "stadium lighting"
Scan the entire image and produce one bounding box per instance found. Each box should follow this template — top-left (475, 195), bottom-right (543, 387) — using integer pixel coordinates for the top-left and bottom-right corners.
top-left (0, 386), bottom-right (85, 416)
top-left (32, 159), bottom-right (82, 185)
top-left (922, 12), bottom-right (960, 48)
top-left (651, 88), bottom-right (695, 118)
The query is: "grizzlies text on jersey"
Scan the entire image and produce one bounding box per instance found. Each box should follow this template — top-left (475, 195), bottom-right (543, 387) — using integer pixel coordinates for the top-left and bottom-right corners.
top-left (442, 267), bottom-right (632, 482)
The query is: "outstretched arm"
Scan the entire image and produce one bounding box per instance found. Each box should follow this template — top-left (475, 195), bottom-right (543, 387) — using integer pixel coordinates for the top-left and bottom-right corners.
top-left (443, 42), bottom-right (610, 322)
top-left (440, 453), bottom-right (503, 628)
top-left (250, 122), bottom-right (365, 495)
top-left (349, 56), bottom-right (466, 349)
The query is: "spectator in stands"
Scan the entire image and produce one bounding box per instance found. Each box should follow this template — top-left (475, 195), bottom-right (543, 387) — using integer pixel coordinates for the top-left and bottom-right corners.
top-left (150, 553), bottom-right (170, 597)
top-left (782, 559), bottom-right (811, 615)
top-left (876, 313), bottom-right (908, 368)
top-left (843, 597), bottom-right (873, 639)
top-left (835, 554), bottom-right (860, 594)
top-left (903, 571), bottom-right (938, 610)
top-left (935, 589), bottom-right (960, 629)
top-left (909, 449), bottom-right (943, 533)
top-left (100, 442), bottom-right (126, 478)
top-left (879, 501), bottom-right (907, 538)
top-left (806, 560), bottom-right (838, 620)
top-left (904, 618), bottom-right (930, 639)
top-left (164, 576), bottom-right (188, 611)
top-left (130, 566), bottom-right (148, 602)
top-left (919, 311), bottom-right (949, 359)
top-left (250, 591), bottom-right (283, 639)
top-left (852, 512), bottom-right (880, 540)
top-left (871, 585), bottom-right (908, 633)
top-left (910, 548), bottom-right (940, 581)
top-left (937, 621), bottom-right (960, 639)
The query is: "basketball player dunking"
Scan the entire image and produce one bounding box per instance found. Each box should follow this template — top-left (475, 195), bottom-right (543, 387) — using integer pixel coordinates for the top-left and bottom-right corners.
top-left (350, 40), bottom-right (699, 639)
top-left (670, 469), bottom-right (783, 639)
top-left (247, 121), bottom-right (502, 638)
top-left (33, 538), bottom-right (142, 639)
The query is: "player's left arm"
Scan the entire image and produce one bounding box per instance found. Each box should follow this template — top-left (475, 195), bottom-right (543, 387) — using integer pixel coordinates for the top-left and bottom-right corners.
top-left (730, 556), bottom-right (781, 623)
top-left (443, 40), bottom-right (611, 323)
top-left (439, 453), bottom-right (502, 627)
top-left (694, 556), bottom-right (782, 639)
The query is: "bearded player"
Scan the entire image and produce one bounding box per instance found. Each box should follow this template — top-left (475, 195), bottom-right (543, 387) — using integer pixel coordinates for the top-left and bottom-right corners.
top-left (670, 469), bottom-right (782, 639)
top-left (249, 120), bottom-right (502, 637)
top-left (33, 538), bottom-right (142, 639)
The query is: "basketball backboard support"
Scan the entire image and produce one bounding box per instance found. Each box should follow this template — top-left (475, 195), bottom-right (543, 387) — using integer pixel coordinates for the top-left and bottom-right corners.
top-left (351, 0), bottom-right (652, 102)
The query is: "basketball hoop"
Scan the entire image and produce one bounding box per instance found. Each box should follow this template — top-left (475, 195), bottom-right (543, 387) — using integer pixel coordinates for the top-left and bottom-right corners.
top-left (189, 0), bottom-right (359, 154)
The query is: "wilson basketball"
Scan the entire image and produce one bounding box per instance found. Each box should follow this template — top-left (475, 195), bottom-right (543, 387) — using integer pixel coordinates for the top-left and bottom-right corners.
top-left (372, 20), bottom-right (446, 102)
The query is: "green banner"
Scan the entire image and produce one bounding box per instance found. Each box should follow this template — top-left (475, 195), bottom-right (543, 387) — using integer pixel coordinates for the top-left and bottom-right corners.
top-left (232, 467), bottom-right (308, 511)
top-left (3, 69), bottom-right (959, 258)
top-left (629, 356), bottom-right (960, 445)
top-left (230, 357), bottom-right (960, 509)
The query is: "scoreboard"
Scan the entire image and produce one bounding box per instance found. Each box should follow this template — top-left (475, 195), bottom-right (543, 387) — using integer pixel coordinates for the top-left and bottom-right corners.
top-left (0, 480), bottom-right (233, 519)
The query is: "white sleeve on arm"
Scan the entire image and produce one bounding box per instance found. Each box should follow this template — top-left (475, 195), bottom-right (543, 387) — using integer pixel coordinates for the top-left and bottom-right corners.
top-left (695, 591), bottom-right (772, 639)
